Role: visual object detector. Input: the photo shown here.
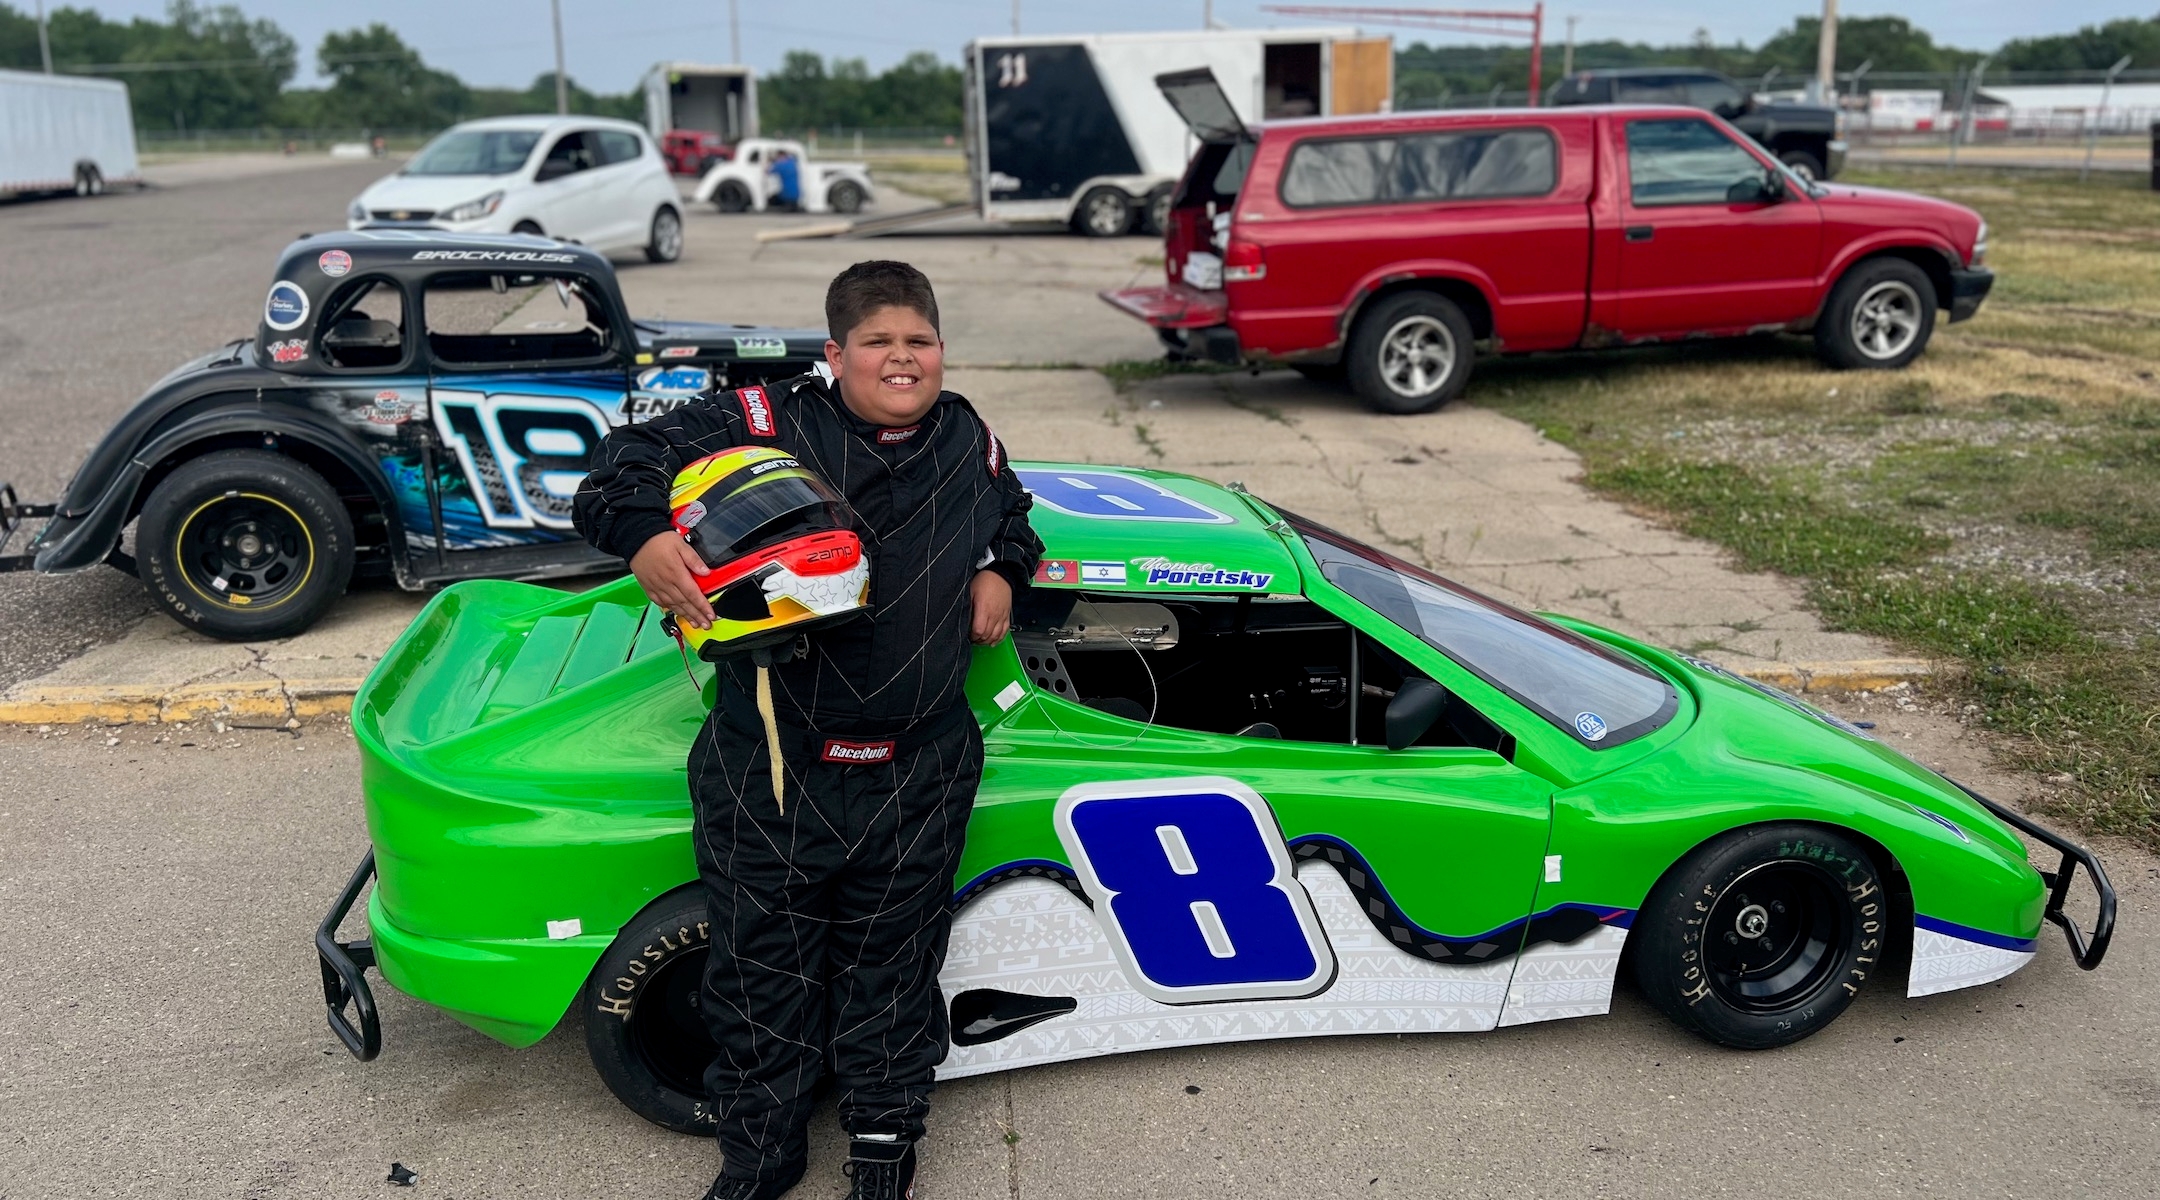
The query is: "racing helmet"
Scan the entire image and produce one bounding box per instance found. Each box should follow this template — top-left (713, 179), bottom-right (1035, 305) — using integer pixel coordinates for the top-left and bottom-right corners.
top-left (664, 446), bottom-right (870, 660)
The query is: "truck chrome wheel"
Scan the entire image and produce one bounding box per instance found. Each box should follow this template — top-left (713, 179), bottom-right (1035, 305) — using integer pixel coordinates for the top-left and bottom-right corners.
top-left (1378, 315), bottom-right (1457, 398)
top-left (1851, 280), bottom-right (1922, 361)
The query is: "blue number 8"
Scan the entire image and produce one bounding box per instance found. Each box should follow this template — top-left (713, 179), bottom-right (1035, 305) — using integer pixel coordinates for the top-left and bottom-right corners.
top-left (1055, 778), bottom-right (1335, 1004)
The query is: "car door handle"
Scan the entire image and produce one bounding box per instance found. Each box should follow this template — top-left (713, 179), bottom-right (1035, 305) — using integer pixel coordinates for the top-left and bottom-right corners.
top-left (1625, 225), bottom-right (1654, 242)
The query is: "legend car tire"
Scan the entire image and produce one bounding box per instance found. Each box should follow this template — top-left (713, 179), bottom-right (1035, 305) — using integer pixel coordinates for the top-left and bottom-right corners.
top-left (135, 450), bottom-right (354, 643)
top-left (584, 888), bottom-right (719, 1135)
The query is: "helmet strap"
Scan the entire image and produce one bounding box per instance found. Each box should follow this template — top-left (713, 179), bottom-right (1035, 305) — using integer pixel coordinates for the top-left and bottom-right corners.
top-left (750, 645), bottom-right (786, 815)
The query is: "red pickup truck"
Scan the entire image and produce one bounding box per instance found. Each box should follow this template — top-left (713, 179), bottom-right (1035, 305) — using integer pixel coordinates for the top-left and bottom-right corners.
top-left (1103, 70), bottom-right (1993, 414)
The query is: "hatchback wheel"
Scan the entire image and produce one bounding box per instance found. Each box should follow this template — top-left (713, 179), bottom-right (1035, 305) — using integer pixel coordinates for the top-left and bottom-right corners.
top-left (644, 206), bottom-right (683, 263)
top-left (1345, 292), bottom-right (1474, 414)
top-left (1815, 258), bottom-right (1937, 370)
top-left (1072, 186), bottom-right (1132, 238)
top-left (1634, 824), bottom-right (1887, 1049)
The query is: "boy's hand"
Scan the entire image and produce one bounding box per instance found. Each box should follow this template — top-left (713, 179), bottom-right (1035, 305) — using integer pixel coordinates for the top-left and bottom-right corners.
top-left (969, 569), bottom-right (1012, 645)
top-left (630, 532), bottom-right (714, 628)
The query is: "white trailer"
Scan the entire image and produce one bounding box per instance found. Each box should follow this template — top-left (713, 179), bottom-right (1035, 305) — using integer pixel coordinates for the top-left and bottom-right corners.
top-left (0, 68), bottom-right (140, 199)
top-left (641, 63), bottom-right (759, 144)
top-left (963, 28), bottom-right (1392, 236)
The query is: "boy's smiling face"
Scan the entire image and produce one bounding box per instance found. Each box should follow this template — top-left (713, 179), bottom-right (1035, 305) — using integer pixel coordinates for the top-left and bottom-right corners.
top-left (825, 304), bottom-right (944, 427)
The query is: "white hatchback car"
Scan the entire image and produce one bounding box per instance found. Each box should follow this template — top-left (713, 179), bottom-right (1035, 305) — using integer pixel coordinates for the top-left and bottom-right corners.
top-left (347, 115), bottom-right (685, 263)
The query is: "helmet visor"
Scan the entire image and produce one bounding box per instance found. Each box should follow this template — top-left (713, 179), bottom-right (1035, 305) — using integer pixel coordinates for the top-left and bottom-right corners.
top-left (679, 463), bottom-right (852, 568)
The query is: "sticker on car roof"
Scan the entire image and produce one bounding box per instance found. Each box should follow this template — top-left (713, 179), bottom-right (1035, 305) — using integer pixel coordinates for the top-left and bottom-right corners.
top-left (1018, 470), bottom-right (1234, 523)
top-left (734, 335), bottom-right (788, 358)
top-left (264, 281), bottom-right (309, 331)
top-left (1132, 557), bottom-right (1273, 590)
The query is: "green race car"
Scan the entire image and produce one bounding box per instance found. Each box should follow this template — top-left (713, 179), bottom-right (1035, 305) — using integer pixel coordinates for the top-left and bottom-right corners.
top-left (317, 463), bottom-right (2114, 1134)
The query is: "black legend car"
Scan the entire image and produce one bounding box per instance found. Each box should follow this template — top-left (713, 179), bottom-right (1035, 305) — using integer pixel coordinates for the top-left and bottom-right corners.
top-left (0, 232), bottom-right (824, 640)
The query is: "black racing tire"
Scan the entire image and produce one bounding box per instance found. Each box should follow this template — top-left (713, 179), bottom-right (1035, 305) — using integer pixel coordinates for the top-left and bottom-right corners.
top-left (1777, 148), bottom-right (1826, 182)
top-left (644, 205), bottom-right (683, 263)
top-left (134, 450), bottom-right (354, 642)
top-left (1633, 824), bottom-right (1887, 1050)
top-left (714, 180), bottom-right (752, 214)
top-left (1072, 185), bottom-right (1132, 238)
top-left (1814, 257), bottom-right (1937, 371)
top-left (1344, 291), bottom-right (1475, 414)
top-left (1138, 183), bottom-right (1175, 237)
top-left (828, 179), bottom-right (866, 215)
top-left (585, 887), bottom-right (718, 1135)
top-left (511, 219), bottom-right (544, 237)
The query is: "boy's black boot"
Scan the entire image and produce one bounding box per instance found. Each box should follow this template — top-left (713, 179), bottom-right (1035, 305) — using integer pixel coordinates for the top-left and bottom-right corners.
top-left (842, 1136), bottom-right (917, 1200)
top-left (701, 1158), bottom-right (805, 1200)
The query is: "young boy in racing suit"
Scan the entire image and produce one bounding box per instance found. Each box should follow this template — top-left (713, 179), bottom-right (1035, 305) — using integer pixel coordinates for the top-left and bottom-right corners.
top-left (573, 262), bottom-right (1042, 1200)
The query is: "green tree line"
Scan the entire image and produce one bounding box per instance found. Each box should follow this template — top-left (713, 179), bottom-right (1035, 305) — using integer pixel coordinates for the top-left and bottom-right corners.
top-left (1, 2), bottom-right (2153, 133)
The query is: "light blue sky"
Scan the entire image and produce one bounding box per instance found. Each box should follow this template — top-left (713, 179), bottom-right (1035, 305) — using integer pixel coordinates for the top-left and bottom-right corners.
top-left (59, 1), bottom-right (2158, 91)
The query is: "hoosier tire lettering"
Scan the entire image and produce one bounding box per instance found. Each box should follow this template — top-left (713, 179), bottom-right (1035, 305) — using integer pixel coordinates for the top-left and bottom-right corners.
top-left (1635, 824), bottom-right (1886, 1050)
top-left (583, 889), bottom-right (722, 1134)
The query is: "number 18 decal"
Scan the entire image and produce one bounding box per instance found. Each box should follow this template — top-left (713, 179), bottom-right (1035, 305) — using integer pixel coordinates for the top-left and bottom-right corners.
top-left (1054, 777), bottom-right (1335, 1005)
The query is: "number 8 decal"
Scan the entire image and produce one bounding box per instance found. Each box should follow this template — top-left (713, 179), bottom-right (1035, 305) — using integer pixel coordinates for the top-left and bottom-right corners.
top-left (1054, 777), bottom-right (1336, 1005)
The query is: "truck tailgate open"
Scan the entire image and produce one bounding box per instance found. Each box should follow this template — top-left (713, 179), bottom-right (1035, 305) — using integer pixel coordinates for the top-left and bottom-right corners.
top-left (1098, 283), bottom-right (1228, 329)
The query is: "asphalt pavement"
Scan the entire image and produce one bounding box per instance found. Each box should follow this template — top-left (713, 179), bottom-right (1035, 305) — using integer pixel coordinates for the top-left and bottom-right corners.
top-left (0, 698), bottom-right (2149, 1199)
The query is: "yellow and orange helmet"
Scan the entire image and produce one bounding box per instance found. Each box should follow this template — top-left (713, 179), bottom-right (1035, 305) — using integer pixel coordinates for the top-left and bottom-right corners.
top-left (662, 446), bottom-right (870, 660)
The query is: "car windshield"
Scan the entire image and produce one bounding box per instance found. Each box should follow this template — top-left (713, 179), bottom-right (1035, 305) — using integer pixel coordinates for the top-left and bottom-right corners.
top-left (1293, 514), bottom-right (1677, 748)
top-left (405, 130), bottom-right (541, 176)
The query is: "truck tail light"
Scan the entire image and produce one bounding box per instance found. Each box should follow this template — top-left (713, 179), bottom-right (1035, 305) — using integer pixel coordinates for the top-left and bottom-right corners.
top-left (1223, 237), bottom-right (1266, 283)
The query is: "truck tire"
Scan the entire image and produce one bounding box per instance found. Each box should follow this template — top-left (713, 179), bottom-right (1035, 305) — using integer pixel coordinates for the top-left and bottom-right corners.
top-left (644, 206), bottom-right (683, 263)
top-left (713, 180), bottom-right (752, 213)
top-left (135, 450), bottom-right (355, 642)
top-left (1814, 258), bottom-right (1937, 371)
top-left (1778, 148), bottom-right (1826, 181)
top-left (584, 887), bottom-right (718, 1135)
top-left (1633, 824), bottom-right (1885, 1050)
top-left (1139, 184), bottom-right (1175, 237)
top-left (1072, 186), bottom-right (1133, 238)
top-left (828, 180), bottom-right (866, 214)
top-left (1345, 292), bottom-right (1475, 414)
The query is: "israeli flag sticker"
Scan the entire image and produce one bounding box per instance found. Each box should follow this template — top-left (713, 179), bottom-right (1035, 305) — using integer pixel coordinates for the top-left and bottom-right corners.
top-left (1574, 711), bottom-right (1608, 742)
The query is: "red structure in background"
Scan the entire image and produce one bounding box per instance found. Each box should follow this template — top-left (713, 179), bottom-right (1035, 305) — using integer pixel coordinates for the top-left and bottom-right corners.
top-left (1261, 4), bottom-right (1547, 106)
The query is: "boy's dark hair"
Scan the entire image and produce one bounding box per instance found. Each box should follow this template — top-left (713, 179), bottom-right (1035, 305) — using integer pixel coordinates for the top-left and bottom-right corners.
top-left (825, 260), bottom-right (940, 345)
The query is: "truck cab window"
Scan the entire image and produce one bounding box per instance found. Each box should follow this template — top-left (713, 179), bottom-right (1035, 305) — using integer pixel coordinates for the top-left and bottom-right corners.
top-left (424, 272), bottom-right (610, 368)
top-left (1625, 118), bottom-right (1772, 207)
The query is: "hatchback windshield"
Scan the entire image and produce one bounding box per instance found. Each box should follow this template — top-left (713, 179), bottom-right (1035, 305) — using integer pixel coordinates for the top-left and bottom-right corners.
top-left (1295, 515), bottom-right (1677, 747)
top-left (405, 130), bottom-right (542, 176)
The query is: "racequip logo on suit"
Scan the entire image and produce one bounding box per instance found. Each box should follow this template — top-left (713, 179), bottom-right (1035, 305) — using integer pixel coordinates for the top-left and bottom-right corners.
top-left (878, 424), bottom-right (920, 444)
top-left (737, 386), bottom-right (776, 436)
top-left (985, 429), bottom-right (1005, 475)
top-left (821, 739), bottom-right (895, 764)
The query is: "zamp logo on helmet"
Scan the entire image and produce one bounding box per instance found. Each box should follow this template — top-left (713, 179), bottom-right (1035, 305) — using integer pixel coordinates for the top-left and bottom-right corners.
top-left (821, 739), bottom-right (895, 764)
top-left (737, 387), bottom-right (776, 436)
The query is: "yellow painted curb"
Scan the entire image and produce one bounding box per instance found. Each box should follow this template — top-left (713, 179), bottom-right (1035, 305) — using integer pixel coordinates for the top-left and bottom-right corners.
top-left (1733, 658), bottom-right (1932, 694)
top-left (0, 678), bottom-right (365, 726)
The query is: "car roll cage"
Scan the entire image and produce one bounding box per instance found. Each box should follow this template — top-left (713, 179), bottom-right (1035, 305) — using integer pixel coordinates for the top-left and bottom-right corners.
top-left (316, 849), bottom-right (383, 1060)
top-left (1953, 780), bottom-right (2115, 971)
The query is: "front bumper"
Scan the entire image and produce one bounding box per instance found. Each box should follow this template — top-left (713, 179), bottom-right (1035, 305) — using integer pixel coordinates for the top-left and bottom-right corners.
top-left (315, 849), bottom-right (382, 1060)
top-left (1955, 780), bottom-right (2115, 970)
top-left (1948, 267), bottom-right (1994, 324)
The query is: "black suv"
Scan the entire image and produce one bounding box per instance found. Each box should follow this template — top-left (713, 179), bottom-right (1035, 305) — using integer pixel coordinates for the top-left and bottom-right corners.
top-left (1550, 68), bottom-right (1845, 180)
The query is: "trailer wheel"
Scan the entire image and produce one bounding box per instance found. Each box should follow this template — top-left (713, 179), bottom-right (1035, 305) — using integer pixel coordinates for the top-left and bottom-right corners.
top-left (1072, 186), bottom-right (1132, 238)
top-left (135, 450), bottom-right (354, 642)
top-left (714, 180), bottom-right (753, 213)
top-left (74, 163), bottom-right (105, 197)
top-left (1345, 292), bottom-right (1475, 414)
top-left (828, 180), bottom-right (866, 214)
top-left (1139, 184), bottom-right (1175, 237)
top-left (585, 888), bottom-right (718, 1135)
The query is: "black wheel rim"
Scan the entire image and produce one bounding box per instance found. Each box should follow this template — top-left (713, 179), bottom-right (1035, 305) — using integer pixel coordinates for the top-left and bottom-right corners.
top-left (174, 491), bottom-right (314, 611)
top-left (629, 947), bottom-right (718, 1096)
top-left (1703, 861), bottom-right (1850, 1012)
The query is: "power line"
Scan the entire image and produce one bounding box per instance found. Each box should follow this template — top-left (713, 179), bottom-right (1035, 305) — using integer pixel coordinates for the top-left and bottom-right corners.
top-left (58, 52), bottom-right (411, 74)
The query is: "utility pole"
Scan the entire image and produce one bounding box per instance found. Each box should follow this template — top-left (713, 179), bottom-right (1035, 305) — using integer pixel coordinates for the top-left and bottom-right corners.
top-left (1012, 0), bottom-right (1020, 36)
top-left (550, 0), bottom-right (568, 114)
top-left (1561, 14), bottom-right (1577, 78)
top-left (729, 0), bottom-right (741, 64)
top-left (36, 0), bottom-right (52, 73)
top-left (1812, 0), bottom-right (1838, 106)
top-left (1204, 0), bottom-right (1214, 29)
top-left (2084, 54), bottom-right (2133, 182)
top-left (1948, 54), bottom-right (1990, 167)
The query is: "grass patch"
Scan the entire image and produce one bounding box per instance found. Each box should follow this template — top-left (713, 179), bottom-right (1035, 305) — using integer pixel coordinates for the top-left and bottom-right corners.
top-left (1096, 358), bottom-right (1235, 393)
top-left (1475, 166), bottom-right (2160, 849)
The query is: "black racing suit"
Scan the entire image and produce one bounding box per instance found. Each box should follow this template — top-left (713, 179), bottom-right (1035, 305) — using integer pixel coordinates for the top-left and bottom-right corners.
top-left (573, 371), bottom-right (1042, 1183)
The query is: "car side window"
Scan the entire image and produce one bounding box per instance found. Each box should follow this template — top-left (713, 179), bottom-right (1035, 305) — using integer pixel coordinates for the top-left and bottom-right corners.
top-left (318, 279), bottom-right (406, 371)
top-left (423, 271), bottom-right (611, 368)
top-left (538, 132), bottom-right (596, 179)
top-left (1626, 117), bottom-right (1772, 207)
top-left (596, 130), bottom-right (643, 166)
top-left (1281, 129), bottom-right (1555, 208)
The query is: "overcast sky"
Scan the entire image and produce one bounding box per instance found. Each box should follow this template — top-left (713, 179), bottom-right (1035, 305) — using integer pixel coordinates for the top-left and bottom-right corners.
top-left (64, 1), bottom-right (2159, 91)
